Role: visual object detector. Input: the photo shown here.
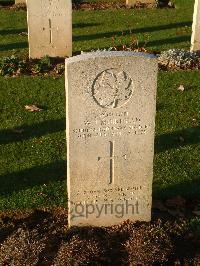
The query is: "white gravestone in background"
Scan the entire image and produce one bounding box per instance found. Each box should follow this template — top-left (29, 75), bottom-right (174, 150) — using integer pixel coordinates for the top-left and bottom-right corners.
top-left (191, 0), bottom-right (200, 51)
top-left (66, 52), bottom-right (157, 227)
top-left (15, 0), bottom-right (26, 4)
top-left (126, 0), bottom-right (156, 7)
top-left (27, 0), bottom-right (72, 59)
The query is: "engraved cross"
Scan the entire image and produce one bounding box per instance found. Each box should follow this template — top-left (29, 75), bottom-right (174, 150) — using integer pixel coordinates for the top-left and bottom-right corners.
top-left (98, 141), bottom-right (127, 184)
top-left (48, 18), bottom-right (52, 44)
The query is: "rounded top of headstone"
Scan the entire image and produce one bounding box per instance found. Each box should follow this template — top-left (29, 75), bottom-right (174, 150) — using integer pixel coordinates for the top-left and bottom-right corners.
top-left (65, 51), bottom-right (156, 64)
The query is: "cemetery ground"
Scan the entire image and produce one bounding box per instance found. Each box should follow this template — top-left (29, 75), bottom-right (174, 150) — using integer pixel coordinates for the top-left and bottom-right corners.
top-left (0, 0), bottom-right (199, 265)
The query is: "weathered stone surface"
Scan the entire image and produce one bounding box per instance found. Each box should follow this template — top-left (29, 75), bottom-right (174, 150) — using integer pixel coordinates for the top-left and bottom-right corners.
top-left (27, 0), bottom-right (72, 59)
top-left (191, 0), bottom-right (200, 51)
top-left (15, 0), bottom-right (26, 4)
top-left (66, 51), bottom-right (157, 227)
top-left (126, 0), bottom-right (157, 7)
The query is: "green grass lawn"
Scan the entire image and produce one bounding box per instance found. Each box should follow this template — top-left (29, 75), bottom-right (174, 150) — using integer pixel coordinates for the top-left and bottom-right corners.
top-left (0, 0), bottom-right (194, 58)
top-left (0, 0), bottom-right (199, 210)
top-left (0, 71), bottom-right (199, 210)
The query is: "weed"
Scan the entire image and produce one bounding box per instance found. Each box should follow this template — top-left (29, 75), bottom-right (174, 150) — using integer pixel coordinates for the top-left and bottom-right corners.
top-left (32, 55), bottom-right (52, 74)
top-left (0, 55), bottom-right (26, 76)
top-left (189, 218), bottom-right (200, 239)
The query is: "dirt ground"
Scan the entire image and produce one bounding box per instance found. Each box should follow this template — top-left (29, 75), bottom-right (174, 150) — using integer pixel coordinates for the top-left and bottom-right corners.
top-left (0, 207), bottom-right (199, 266)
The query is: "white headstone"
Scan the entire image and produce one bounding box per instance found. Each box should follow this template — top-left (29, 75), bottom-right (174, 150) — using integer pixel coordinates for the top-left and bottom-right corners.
top-left (191, 0), bottom-right (200, 51)
top-left (15, 0), bottom-right (26, 4)
top-left (126, 0), bottom-right (156, 7)
top-left (66, 52), bottom-right (157, 227)
top-left (27, 0), bottom-right (72, 59)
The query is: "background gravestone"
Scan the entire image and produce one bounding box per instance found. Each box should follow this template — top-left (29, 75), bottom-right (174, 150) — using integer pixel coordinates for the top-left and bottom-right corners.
top-left (66, 52), bottom-right (157, 227)
top-left (27, 0), bottom-right (72, 59)
top-left (15, 0), bottom-right (26, 4)
top-left (126, 0), bottom-right (157, 7)
top-left (191, 0), bottom-right (200, 51)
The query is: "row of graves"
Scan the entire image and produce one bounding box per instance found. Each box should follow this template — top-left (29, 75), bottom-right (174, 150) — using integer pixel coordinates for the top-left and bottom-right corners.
top-left (15, 0), bottom-right (174, 8)
top-left (13, 0), bottom-right (200, 227)
top-left (22, 0), bottom-right (200, 60)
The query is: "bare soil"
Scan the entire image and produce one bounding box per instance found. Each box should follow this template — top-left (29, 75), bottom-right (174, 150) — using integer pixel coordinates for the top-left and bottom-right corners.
top-left (0, 207), bottom-right (199, 266)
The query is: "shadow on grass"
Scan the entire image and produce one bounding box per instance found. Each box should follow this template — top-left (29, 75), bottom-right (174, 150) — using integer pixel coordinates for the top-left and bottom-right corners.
top-left (0, 114), bottom-right (199, 196)
top-left (0, 41), bottom-right (28, 52)
top-left (147, 35), bottom-right (191, 47)
top-left (0, 119), bottom-right (199, 197)
top-left (153, 178), bottom-right (200, 199)
top-left (0, 160), bottom-right (66, 196)
top-left (0, 118), bottom-right (65, 145)
top-left (0, 28), bottom-right (27, 35)
top-left (1, 119), bottom-right (199, 151)
top-left (155, 126), bottom-right (200, 153)
top-left (0, 158), bottom-right (199, 199)
top-left (0, 0), bottom-right (14, 6)
top-left (73, 22), bottom-right (101, 28)
top-left (1, 160), bottom-right (199, 198)
top-left (73, 21), bottom-right (192, 42)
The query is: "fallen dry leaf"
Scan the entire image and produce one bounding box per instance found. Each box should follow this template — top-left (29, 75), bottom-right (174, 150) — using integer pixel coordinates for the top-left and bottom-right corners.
top-left (177, 84), bottom-right (185, 92)
top-left (25, 104), bottom-right (43, 112)
top-left (18, 32), bottom-right (28, 36)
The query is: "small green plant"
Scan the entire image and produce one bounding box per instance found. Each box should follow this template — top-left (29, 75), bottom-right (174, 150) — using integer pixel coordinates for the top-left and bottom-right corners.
top-left (189, 218), bottom-right (200, 239)
top-left (32, 55), bottom-right (52, 74)
top-left (0, 55), bottom-right (26, 76)
top-left (110, 33), bottom-right (149, 53)
top-left (157, 0), bottom-right (175, 8)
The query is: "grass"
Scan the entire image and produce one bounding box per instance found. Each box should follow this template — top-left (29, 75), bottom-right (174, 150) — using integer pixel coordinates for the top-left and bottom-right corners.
top-left (0, 77), bottom-right (67, 209)
top-left (154, 71), bottom-right (200, 198)
top-left (0, 0), bottom-right (199, 210)
top-left (0, 0), bottom-right (194, 58)
top-left (0, 71), bottom-right (199, 209)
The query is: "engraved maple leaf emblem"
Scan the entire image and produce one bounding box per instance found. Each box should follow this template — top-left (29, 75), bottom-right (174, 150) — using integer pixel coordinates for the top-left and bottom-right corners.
top-left (92, 68), bottom-right (133, 109)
